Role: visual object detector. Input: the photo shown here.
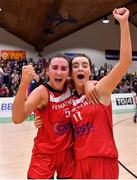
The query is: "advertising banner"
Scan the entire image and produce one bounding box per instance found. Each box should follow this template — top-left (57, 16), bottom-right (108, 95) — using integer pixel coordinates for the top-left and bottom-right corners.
top-left (1, 50), bottom-right (26, 60)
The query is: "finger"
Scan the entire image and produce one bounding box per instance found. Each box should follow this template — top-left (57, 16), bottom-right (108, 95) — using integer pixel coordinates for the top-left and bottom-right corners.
top-left (91, 87), bottom-right (100, 102)
top-left (37, 125), bottom-right (42, 128)
top-left (34, 119), bottom-right (42, 124)
top-left (90, 96), bottom-right (97, 105)
top-left (113, 8), bottom-right (117, 14)
top-left (36, 119), bottom-right (43, 123)
top-left (23, 65), bottom-right (34, 71)
top-left (35, 116), bottom-right (40, 119)
top-left (35, 120), bottom-right (42, 124)
top-left (87, 94), bottom-right (96, 105)
top-left (35, 123), bottom-right (42, 128)
top-left (91, 90), bottom-right (100, 104)
top-left (89, 90), bottom-right (99, 104)
top-left (35, 125), bottom-right (41, 128)
top-left (88, 96), bottom-right (95, 105)
top-left (34, 123), bottom-right (39, 128)
top-left (29, 63), bottom-right (34, 66)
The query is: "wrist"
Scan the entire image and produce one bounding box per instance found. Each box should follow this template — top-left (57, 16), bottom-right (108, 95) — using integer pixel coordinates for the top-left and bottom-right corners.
top-left (19, 81), bottom-right (30, 90)
top-left (119, 20), bottom-right (129, 26)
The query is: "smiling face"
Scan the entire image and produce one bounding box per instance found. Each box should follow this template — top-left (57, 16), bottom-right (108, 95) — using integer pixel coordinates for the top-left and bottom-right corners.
top-left (71, 56), bottom-right (92, 92)
top-left (47, 57), bottom-right (69, 91)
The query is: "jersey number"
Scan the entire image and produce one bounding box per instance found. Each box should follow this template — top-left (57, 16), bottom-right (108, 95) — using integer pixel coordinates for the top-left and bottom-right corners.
top-left (73, 111), bottom-right (82, 122)
top-left (65, 108), bottom-right (70, 118)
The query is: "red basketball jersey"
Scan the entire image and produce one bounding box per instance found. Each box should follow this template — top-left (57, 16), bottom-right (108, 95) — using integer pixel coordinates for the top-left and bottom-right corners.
top-left (71, 94), bottom-right (118, 160)
top-left (32, 84), bottom-right (73, 154)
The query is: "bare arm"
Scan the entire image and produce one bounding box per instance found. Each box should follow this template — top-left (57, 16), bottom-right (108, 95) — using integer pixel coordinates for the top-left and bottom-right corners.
top-left (12, 65), bottom-right (48, 124)
top-left (96, 8), bottom-right (132, 102)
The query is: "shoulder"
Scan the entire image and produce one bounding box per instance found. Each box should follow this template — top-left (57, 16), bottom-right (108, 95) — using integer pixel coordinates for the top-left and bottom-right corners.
top-left (31, 84), bottom-right (49, 108)
top-left (37, 84), bottom-right (48, 95)
top-left (29, 84), bottom-right (48, 100)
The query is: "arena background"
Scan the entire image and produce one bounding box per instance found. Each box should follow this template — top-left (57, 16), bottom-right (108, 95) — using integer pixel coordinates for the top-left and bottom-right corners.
top-left (0, 4), bottom-right (137, 179)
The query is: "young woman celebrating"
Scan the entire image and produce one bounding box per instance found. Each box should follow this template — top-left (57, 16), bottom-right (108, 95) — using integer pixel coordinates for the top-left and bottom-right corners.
top-left (70, 7), bottom-right (132, 179)
top-left (12, 54), bottom-right (74, 179)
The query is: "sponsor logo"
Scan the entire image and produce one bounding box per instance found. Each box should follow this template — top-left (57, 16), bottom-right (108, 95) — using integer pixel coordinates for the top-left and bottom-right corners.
top-left (73, 122), bottom-right (94, 137)
top-left (55, 122), bottom-right (72, 135)
top-left (0, 103), bottom-right (12, 111)
top-left (116, 97), bottom-right (134, 105)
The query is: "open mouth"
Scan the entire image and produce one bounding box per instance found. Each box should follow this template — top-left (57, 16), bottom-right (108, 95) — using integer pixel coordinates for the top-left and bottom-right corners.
top-left (77, 74), bottom-right (84, 80)
top-left (55, 78), bottom-right (63, 82)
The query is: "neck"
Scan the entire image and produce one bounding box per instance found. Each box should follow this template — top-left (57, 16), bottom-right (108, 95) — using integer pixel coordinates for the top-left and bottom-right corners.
top-left (47, 81), bottom-right (64, 92)
top-left (75, 84), bottom-right (84, 95)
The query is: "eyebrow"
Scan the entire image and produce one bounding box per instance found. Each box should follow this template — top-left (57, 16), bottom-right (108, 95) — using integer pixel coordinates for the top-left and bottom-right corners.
top-left (72, 62), bottom-right (79, 65)
top-left (51, 65), bottom-right (68, 68)
top-left (82, 62), bottom-right (89, 65)
top-left (72, 62), bottom-right (89, 65)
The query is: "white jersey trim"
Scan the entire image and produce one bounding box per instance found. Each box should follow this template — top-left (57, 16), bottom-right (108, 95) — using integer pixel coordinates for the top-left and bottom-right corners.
top-left (50, 88), bottom-right (71, 102)
top-left (73, 95), bottom-right (86, 106)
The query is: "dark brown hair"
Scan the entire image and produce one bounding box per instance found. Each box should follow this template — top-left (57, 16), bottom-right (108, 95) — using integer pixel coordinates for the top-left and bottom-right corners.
top-left (48, 53), bottom-right (71, 71)
top-left (70, 53), bottom-right (92, 72)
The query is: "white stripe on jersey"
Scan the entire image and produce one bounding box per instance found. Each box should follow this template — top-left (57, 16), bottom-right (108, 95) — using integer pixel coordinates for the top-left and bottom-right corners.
top-left (73, 95), bottom-right (86, 106)
top-left (50, 88), bottom-right (71, 102)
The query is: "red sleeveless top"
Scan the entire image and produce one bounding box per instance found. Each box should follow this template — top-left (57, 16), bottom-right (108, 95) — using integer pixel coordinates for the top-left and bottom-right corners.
top-left (32, 84), bottom-right (73, 154)
top-left (71, 93), bottom-right (118, 160)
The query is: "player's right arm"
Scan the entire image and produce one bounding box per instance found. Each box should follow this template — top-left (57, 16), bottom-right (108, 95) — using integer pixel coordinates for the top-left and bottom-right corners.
top-left (12, 65), bottom-right (48, 124)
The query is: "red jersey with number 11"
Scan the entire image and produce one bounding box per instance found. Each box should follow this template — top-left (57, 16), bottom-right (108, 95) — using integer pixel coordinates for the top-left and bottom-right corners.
top-left (71, 94), bottom-right (118, 160)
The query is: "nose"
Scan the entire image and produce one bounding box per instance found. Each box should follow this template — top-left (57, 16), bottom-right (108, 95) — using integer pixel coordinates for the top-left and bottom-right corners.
top-left (56, 68), bottom-right (62, 74)
top-left (78, 65), bottom-right (83, 71)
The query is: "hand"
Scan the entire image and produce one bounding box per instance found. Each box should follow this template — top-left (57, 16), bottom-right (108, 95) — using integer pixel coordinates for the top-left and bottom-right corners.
top-left (84, 80), bottom-right (100, 105)
top-left (34, 116), bottom-right (43, 128)
top-left (21, 65), bottom-right (38, 86)
top-left (113, 7), bottom-right (129, 23)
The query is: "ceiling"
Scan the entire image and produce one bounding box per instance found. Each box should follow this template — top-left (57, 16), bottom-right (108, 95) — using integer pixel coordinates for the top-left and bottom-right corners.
top-left (0, 0), bottom-right (137, 53)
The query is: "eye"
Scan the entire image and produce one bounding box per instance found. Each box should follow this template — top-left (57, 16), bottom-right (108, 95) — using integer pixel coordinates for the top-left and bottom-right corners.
top-left (61, 66), bottom-right (68, 71)
top-left (52, 66), bottom-right (58, 70)
top-left (72, 64), bottom-right (78, 68)
top-left (83, 64), bottom-right (88, 68)
top-left (83, 63), bottom-right (89, 68)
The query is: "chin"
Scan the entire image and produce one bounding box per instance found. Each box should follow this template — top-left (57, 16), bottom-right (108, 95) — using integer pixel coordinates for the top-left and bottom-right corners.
top-left (58, 87), bottom-right (64, 91)
top-left (55, 84), bottom-right (64, 91)
top-left (77, 79), bottom-right (85, 85)
top-left (76, 82), bottom-right (84, 88)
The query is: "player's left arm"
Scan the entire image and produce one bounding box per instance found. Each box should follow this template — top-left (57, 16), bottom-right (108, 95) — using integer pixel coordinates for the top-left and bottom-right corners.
top-left (96, 7), bottom-right (132, 97)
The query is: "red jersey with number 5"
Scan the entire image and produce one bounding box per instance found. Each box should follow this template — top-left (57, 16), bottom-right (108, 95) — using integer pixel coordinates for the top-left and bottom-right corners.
top-left (33, 84), bottom-right (73, 154)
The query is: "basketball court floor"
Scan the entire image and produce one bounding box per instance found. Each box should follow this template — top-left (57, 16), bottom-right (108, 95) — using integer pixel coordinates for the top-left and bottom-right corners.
top-left (0, 112), bottom-right (137, 179)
